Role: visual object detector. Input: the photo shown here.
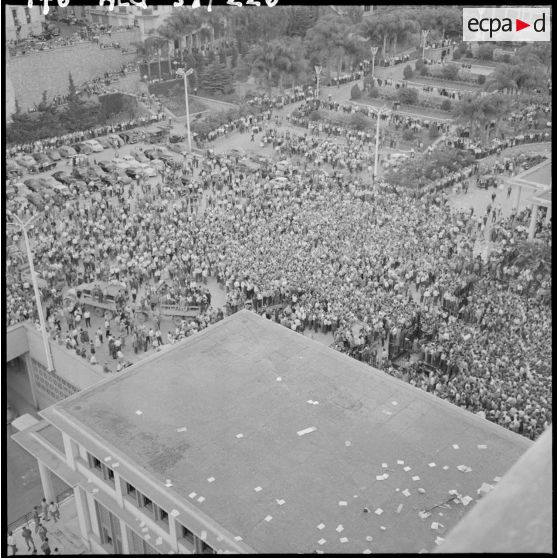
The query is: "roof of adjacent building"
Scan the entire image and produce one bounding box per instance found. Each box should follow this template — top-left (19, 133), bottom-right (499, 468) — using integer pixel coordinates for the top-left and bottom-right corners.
top-left (43, 310), bottom-right (532, 553)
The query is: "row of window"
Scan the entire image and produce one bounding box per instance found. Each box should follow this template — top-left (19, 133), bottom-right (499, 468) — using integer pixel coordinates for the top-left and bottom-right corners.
top-left (87, 452), bottom-right (216, 553)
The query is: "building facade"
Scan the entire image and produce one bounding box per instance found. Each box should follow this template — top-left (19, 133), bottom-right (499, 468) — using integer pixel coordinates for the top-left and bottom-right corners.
top-left (5, 4), bottom-right (46, 40)
top-left (13, 311), bottom-right (533, 554)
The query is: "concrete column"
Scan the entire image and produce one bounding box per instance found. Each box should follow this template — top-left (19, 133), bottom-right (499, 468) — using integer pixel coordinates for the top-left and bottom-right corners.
top-left (169, 517), bottom-right (180, 552)
top-left (62, 433), bottom-right (77, 470)
top-left (120, 518), bottom-right (130, 553)
top-left (528, 204), bottom-right (538, 241)
top-left (114, 473), bottom-right (124, 508)
top-left (74, 486), bottom-right (92, 549)
top-left (23, 354), bottom-right (40, 410)
top-left (545, 206), bottom-right (551, 223)
top-left (38, 462), bottom-right (55, 501)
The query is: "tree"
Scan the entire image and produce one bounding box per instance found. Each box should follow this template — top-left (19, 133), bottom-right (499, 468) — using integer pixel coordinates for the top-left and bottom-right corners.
top-left (230, 46), bottom-right (239, 68)
top-left (487, 62), bottom-right (546, 92)
top-left (428, 122), bottom-right (440, 139)
top-left (360, 9), bottom-right (409, 58)
top-left (477, 74), bottom-right (486, 85)
top-left (368, 87), bottom-right (380, 98)
top-left (441, 63), bottom-right (459, 81)
top-left (477, 44), bottom-right (494, 61)
top-left (350, 112), bottom-right (369, 131)
top-left (350, 84), bottom-right (362, 100)
top-left (403, 65), bottom-right (414, 80)
top-left (397, 88), bottom-right (418, 105)
top-left (199, 62), bottom-right (233, 95)
top-left (246, 38), bottom-right (307, 92)
top-left (440, 99), bottom-right (452, 111)
top-left (304, 14), bottom-right (357, 81)
top-left (285, 6), bottom-right (318, 37)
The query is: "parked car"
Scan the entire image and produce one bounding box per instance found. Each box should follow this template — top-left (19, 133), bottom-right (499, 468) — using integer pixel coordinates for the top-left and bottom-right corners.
top-left (24, 178), bottom-right (42, 192)
top-left (95, 137), bottom-right (112, 149)
top-left (98, 160), bottom-right (117, 173)
top-left (58, 145), bottom-right (77, 158)
top-left (46, 149), bottom-right (62, 161)
top-left (32, 152), bottom-right (51, 165)
top-left (169, 133), bottom-right (186, 143)
top-left (131, 149), bottom-right (150, 163)
top-left (74, 142), bottom-right (93, 155)
top-left (15, 154), bottom-right (38, 169)
top-left (83, 139), bottom-right (104, 153)
top-left (108, 134), bottom-right (124, 147)
top-left (166, 142), bottom-right (187, 154)
top-left (38, 161), bottom-right (57, 172)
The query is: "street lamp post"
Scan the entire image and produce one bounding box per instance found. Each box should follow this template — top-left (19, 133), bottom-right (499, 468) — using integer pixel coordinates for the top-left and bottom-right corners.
top-left (177, 67), bottom-right (194, 152)
top-left (371, 46), bottom-right (378, 82)
top-left (421, 30), bottom-right (429, 62)
top-left (372, 107), bottom-right (389, 195)
top-left (7, 212), bottom-right (54, 372)
top-left (314, 65), bottom-right (322, 99)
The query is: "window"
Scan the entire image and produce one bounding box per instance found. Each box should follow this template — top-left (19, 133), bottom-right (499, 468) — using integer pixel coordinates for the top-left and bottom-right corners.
top-left (363, 5), bottom-right (371, 12)
top-left (142, 495), bottom-right (153, 512)
top-left (24, 7), bottom-right (32, 24)
top-left (12, 9), bottom-right (20, 27)
top-left (125, 482), bottom-right (137, 499)
top-left (87, 452), bottom-right (115, 484)
top-left (157, 507), bottom-right (169, 525)
top-left (180, 525), bottom-right (195, 545)
top-left (200, 541), bottom-right (216, 554)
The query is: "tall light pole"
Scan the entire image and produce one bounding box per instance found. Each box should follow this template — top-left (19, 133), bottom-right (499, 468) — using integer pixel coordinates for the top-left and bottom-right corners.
top-left (7, 212), bottom-right (54, 372)
top-left (421, 30), bottom-right (429, 62)
top-left (314, 65), bottom-right (322, 99)
top-left (177, 67), bottom-right (194, 152)
top-left (372, 106), bottom-right (390, 195)
top-left (371, 46), bottom-right (378, 82)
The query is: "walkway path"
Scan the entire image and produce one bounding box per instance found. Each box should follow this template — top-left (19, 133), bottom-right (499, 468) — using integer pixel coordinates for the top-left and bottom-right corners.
top-left (9, 497), bottom-right (87, 555)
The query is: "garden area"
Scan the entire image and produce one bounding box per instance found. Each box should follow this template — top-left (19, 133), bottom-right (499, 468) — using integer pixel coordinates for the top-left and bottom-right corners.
top-left (147, 79), bottom-right (209, 116)
top-left (383, 147), bottom-right (476, 189)
top-left (6, 74), bottom-right (145, 145)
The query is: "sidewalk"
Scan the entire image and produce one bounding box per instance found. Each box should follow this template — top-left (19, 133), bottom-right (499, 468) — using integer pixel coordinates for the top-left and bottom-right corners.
top-left (9, 497), bottom-right (88, 555)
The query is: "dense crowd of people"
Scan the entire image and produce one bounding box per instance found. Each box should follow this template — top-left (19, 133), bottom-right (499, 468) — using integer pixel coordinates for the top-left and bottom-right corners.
top-left (6, 77), bottom-right (552, 442)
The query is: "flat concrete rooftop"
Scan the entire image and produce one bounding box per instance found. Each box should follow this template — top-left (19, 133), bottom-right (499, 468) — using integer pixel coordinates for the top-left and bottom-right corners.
top-left (45, 310), bottom-right (531, 553)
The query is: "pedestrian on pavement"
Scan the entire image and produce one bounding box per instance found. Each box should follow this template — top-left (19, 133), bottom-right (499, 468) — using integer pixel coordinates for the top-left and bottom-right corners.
top-left (41, 498), bottom-right (49, 522)
top-left (84, 310), bottom-right (91, 328)
top-left (22, 525), bottom-right (36, 551)
top-left (8, 530), bottom-right (17, 555)
top-left (40, 537), bottom-right (51, 555)
top-left (52, 549), bottom-right (60, 555)
top-left (48, 502), bottom-right (60, 523)
top-left (37, 523), bottom-right (47, 542)
top-left (33, 507), bottom-right (41, 533)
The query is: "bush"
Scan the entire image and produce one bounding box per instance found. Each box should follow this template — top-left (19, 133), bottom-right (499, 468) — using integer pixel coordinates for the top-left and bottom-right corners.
top-left (440, 99), bottom-right (452, 111)
top-left (477, 44), bottom-right (494, 61)
top-left (402, 128), bottom-right (416, 141)
top-left (368, 86), bottom-right (380, 98)
top-left (397, 87), bottom-right (419, 105)
top-left (420, 65), bottom-right (429, 76)
top-left (441, 63), bottom-right (460, 81)
top-left (452, 50), bottom-right (462, 60)
top-left (350, 112), bottom-right (369, 131)
top-left (309, 110), bottom-right (321, 121)
top-left (477, 74), bottom-right (486, 85)
top-left (415, 59), bottom-right (426, 72)
top-left (350, 84), bottom-right (362, 100)
top-left (403, 65), bottom-right (414, 80)
top-left (428, 123), bottom-right (440, 138)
